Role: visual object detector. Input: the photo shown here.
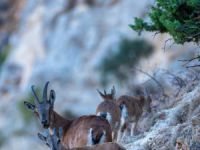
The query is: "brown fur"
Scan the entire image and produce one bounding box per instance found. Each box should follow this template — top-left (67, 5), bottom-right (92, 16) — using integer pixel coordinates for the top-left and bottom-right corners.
top-left (59, 142), bottom-right (125, 150)
top-left (38, 128), bottom-right (122, 150)
top-left (116, 95), bottom-right (152, 136)
top-left (96, 101), bottom-right (120, 140)
top-left (70, 142), bottom-right (126, 150)
top-left (117, 96), bottom-right (144, 122)
top-left (25, 82), bottom-right (112, 149)
top-left (50, 110), bottom-right (112, 148)
top-left (96, 87), bottom-right (121, 141)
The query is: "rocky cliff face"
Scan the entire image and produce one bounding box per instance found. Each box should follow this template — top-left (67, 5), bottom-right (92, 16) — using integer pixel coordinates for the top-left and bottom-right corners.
top-left (123, 70), bottom-right (200, 150)
top-left (0, 0), bottom-right (199, 149)
top-left (0, 0), bottom-right (151, 116)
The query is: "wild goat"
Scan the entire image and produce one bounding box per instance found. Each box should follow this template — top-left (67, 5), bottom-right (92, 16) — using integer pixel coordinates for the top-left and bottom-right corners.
top-left (38, 128), bottom-right (126, 150)
top-left (117, 94), bottom-right (152, 137)
top-left (96, 86), bottom-right (121, 141)
top-left (24, 82), bottom-right (112, 148)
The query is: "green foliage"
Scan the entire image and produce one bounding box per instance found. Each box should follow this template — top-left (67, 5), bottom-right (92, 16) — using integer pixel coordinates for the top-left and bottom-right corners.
top-left (100, 38), bottom-right (154, 86)
top-left (0, 44), bottom-right (11, 68)
top-left (130, 0), bottom-right (200, 44)
top-left (18, 88), bottom-right (41, 124)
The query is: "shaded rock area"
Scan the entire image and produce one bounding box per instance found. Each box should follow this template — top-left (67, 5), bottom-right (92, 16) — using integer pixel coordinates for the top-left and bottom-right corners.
top-left (121, 71), bottom-right (200, 150)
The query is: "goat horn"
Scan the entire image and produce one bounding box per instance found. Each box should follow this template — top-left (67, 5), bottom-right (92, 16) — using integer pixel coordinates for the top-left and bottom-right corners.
top-left (104, 89), bottom-right (107, 95)
top-left (31, 85), bottom-right (40, 104)
top-left (43, 81), bottom-right (49, 103)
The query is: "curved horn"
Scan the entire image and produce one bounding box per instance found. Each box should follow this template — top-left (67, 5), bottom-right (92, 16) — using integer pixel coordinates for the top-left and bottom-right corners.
top-left (31, 85), bottom-right (40, 104)
top-left (43, 81), bottom-right (49, 103)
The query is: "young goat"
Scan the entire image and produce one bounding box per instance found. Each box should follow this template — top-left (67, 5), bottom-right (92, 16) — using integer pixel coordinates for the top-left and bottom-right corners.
top-left (24, 82), bottom-right (112, 148)
top-left (117, 94), bottom-right (152, 137)
top-left (38, 128), bottom-right (126, 150)
top-left (96, 87), bottom-right (121, 141)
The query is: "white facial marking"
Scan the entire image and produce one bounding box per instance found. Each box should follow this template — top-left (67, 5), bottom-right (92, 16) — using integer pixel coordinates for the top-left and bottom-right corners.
top-left (106, 112), bottom-right (112, 124)
top-left (131, 123), bottom-right (135, 136)
top-left (120, 105), bottom-right (128, 126)
top-left (97, 112), bottom-right (101, 116)
top-left (87, 128), bottom-right (93, 146)
top-left (99, 130), bottom-right (106, 144)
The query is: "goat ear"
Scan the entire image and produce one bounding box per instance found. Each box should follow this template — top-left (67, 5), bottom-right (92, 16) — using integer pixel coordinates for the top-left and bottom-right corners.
top-left (49, 90), bottom-right (56, 106)
top-left (111, 86), bottom-right (116, 99)
top-left (38, 133), bottom-right (47, 142)
top-left (24, 101), bottom-right (35, 111)
top-left (96, 89), bottom-right (105, 99)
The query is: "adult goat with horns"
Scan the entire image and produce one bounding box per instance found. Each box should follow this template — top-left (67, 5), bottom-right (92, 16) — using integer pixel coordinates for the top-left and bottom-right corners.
top-left (24, 82), bottom-right (112, 148)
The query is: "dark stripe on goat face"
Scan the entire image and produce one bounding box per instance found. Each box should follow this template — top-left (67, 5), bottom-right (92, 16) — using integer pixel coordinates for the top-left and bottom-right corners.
top-left (30, 82), bottom-right (54, 129)
top-left (37, 101), bottom-right (52, 128)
